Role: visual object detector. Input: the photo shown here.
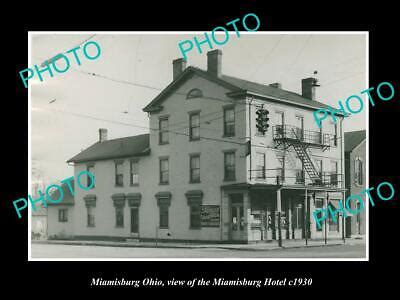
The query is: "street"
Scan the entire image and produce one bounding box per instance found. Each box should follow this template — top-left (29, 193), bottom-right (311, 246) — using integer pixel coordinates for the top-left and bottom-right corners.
top-left (31, 243), bottom-right (366, 259)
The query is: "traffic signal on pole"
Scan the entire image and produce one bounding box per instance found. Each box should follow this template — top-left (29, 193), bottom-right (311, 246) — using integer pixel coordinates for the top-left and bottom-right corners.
top-left (256, 108), bottom-right (270, 134)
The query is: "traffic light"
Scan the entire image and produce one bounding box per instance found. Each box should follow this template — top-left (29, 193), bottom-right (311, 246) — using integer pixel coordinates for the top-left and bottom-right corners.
top-left (256, 108), bottom-right (270, 134)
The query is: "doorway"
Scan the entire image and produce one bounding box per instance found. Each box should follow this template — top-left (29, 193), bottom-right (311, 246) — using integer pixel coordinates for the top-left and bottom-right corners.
top-left (130, 207), bottom-right (139, 236)
top-left (230, 194), bottom-right (244, 241)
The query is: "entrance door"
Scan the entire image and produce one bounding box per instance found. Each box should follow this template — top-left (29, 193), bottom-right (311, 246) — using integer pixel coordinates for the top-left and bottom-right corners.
top-left (295, 115), bottom-right (304, 140)
top-left (230, 195), bottom-right (244, 241)
top-left (130, 207), bottom-right (139, 235)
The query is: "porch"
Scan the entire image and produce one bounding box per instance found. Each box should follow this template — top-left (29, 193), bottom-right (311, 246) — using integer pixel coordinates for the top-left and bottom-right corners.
top-left (221, 183), bottom-right (346, 244)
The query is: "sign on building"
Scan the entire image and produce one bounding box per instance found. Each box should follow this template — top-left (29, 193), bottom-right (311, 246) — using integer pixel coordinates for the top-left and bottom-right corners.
top-left (200, 205), bottom-right (220, 227)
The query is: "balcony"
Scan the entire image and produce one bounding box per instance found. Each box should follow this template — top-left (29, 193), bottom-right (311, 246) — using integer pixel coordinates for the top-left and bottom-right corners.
top-left (250, 168), bottom-right (343, 188)
top-left (273, 125), bottom-right (335, 150)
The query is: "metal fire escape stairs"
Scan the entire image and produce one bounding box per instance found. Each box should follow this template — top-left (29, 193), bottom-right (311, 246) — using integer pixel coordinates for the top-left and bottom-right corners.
top-left (290, 128), bottom-right (322, 185)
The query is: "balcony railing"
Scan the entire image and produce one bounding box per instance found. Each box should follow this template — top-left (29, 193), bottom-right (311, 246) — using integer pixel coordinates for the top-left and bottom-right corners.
top-left (273, 125), bottom-right (335, 148)
top-left (250, 168), bottom-right (343, 187)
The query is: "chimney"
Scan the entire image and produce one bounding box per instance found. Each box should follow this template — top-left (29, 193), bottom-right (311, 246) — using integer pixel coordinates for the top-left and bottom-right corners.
top-left (269, 82), bottom-right (282, 89)
top-left (207, 49), bottom-right (222, 77)
top-left (99, 128), bottom-right (108, 142)
top-left (302, 77), bottom-right (318, 100)
top-left (172, 58), bottom-right (187, 80)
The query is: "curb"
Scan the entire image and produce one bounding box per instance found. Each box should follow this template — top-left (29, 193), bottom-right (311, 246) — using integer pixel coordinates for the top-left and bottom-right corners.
top-left (32, 240), bottom-right (363, 251)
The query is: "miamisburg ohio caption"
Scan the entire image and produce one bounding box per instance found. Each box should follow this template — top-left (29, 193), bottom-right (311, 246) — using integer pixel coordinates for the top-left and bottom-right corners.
top-left (91, 278), bottom-right (289, 288)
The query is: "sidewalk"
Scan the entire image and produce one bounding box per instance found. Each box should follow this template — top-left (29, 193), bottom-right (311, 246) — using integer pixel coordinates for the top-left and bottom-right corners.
top-left (32, 236), bottom-right (365, 251)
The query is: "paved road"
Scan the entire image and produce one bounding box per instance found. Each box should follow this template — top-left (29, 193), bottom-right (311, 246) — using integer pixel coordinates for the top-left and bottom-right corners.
top-left (31, 244), bottom-right (366, 259)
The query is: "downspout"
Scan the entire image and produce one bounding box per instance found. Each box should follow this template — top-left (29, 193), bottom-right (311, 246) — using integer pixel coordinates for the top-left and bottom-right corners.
top-left (340, 116), bottom-right (346, 243)
top-left (248, 96), bottom-right (253, 181)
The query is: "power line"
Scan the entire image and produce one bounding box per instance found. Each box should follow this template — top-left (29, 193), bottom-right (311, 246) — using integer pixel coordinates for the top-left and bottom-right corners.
top-left (247, 35), bottom-right (285, 81)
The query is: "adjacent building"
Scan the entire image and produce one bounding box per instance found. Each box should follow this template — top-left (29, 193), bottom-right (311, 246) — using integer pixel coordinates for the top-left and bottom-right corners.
top-left (344, 130), bottom-right (366, 237)
top-left (50, 49), bottom-right (348, 243)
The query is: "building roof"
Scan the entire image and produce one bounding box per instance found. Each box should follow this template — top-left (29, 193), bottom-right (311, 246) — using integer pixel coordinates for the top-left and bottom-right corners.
top-left (68, 134), bottom-right (150, 163)
top-left (143, 66), bottom-right (334, 112)
top-left (344, 130), bottom-right (366, 152)
top-left (47, 181), bottom-right (75, 206)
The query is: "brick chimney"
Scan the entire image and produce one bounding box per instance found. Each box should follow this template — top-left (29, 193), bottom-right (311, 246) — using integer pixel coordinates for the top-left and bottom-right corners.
top-left (99, 128), bottom-right (108, 142)
top-left (207, 49), bottom-right (222, 77)
top-left (302, 77), bottom-right (317, 100)
top-left (172, 58), bottom-right (187, 80)
top-left (269, 82), bottom-right (282, 89)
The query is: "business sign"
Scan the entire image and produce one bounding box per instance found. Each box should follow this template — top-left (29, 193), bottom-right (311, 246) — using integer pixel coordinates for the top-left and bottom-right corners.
top-left (200, 205), bottom-right (220, 227)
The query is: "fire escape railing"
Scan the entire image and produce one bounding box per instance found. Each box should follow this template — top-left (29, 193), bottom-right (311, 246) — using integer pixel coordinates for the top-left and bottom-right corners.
top-left (272, 125), bottom-right (335, 149)
top-left (249, 168), bottom-right (343, 187)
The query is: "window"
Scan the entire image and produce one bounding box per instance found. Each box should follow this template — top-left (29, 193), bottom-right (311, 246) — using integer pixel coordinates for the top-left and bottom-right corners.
top-left (160, 158), bottom-right (169, 184)
top-left (87, 165), bottom-right (95, 188)
top-left (355, 158), bottom-right (363, 185)
top-left (315, 159), bottom-right (323, 178)
top-left (295, 115), bottom-right (304, 140)
top-left (115, 162), bottom-right (124, 186)
top-left (190, 155), bottom-right (200, 183)
top-left (223, 107), bottom-right (235, 137)
top-left (224, 151), bottom-right (236, 181)
top-left (328, 202), bottom-right (339, 232)
top-left (277, 156), bottom-right (285, 182)
top-left (189, 112), bottom-right (200, 140)
top-left (58, 209), bottom-right (68, 222)
top-left (256, 152), bottom-right (265, 179)
top-left (190, 204), bottom-right (201, 228)
top-left (159, 117), bottom-right (169, 144)
top-left (87, 206), bottom-right (95, 227)
top-left (159, 204), bottom-right (169, 228)
top-left (330, 160), bottom-right (338, 186)
top-left (130, 160), bottom-right (139, 185)
top-left (315, 199), bottom-right (323, 231)
top-left (333, 123), bottom-right (338, 146)
top-left (115, 207), bottom-right (124, 227)
top-left (187, 88), bottom-right (203, 99)
top-left (292, 204), bottom-right (303, 229)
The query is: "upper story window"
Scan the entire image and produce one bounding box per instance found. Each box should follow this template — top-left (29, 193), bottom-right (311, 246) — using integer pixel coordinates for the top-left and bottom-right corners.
top-left (224, 151), bottom-right (236, 181)
top-left (187, 88), bottom-right (203, 99)
top-left (159, 117), bottom-right (169, 145)
top-left (160, 157), bottom-right (169, 184)
top-left (333, 123), bottom-right (338, 146)
top-left (115, 162), bottom-right (124, 187)
top-left (130, 160), bottom-right (139, 185)
top-left (189, 112), bottom-right (200, 141)
top-left (354, 158), bottom-right (363, 185)
top-left (87, 165), bottom-right (95, 188)
top-left (190, 154), bottom-right (200, 183)
top-left (256, 152), bottom-right (266, 179)
top-left (223, 106), bottom-right (235, 137)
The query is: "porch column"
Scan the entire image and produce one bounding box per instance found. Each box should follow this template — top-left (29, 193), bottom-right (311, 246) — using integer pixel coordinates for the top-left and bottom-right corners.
top-left (324, 191), bottom-right (328, 244)
top-left (308, 193), bottom-right (315, 239)
top-left (342, 191), bottom-right (346, 243)
top-left (276, 188), bottom-right (282, 247)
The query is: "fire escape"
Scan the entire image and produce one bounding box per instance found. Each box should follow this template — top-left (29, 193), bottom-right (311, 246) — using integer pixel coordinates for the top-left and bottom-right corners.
top-left (272, 125), bottom-right (332, 186)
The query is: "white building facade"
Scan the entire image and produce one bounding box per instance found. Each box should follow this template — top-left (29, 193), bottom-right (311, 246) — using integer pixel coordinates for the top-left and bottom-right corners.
top-left (50, 50), bottom-right (346, 243)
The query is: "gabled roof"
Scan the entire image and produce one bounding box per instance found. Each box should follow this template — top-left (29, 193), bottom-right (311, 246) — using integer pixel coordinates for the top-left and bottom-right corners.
top-left (47, 181), bottom-right (75, 206)
top-left (68, 134), bottom-right (150, 163)
top-left (344, 130), bottom-right (366, 152)
top-left (143, 66), bottom-right (333, 112)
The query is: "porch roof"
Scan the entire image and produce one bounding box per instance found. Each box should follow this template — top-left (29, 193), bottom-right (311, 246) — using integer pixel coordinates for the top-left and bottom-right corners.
top-left (221, 182), bottom-right (346, 192)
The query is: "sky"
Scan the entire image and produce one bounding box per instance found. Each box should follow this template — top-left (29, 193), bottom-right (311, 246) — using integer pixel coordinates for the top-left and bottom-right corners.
top-left (30, 32), bottom-right (367, 183)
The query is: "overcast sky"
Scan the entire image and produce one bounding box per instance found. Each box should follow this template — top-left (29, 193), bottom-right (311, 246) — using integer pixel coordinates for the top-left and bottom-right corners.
top-left (30, 32), bottom-right (367, 183)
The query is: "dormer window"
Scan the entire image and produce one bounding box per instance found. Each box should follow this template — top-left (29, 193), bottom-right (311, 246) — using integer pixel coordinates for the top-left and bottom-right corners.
top-left (187, 88), bottom-right (203, 99)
